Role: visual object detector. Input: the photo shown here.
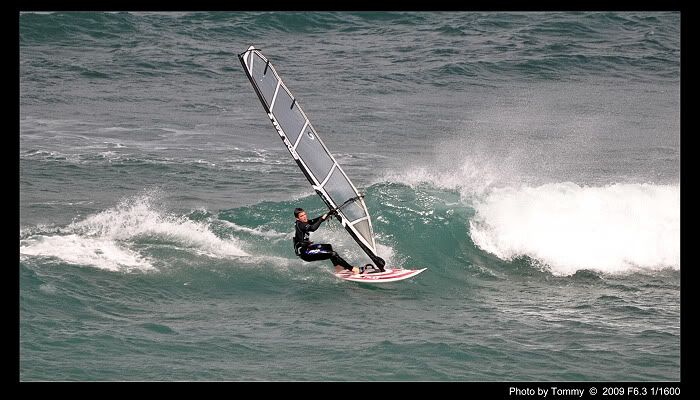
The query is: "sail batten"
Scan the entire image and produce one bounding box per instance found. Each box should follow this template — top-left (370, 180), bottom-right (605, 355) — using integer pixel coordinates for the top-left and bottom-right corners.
top-left (239, 46), bottom-right (384, 268)
top-left (293, 121), bottom-right (309, 150)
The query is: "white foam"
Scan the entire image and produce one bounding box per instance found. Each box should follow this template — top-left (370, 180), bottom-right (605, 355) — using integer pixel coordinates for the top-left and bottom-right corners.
top-left (20, 234), bottom-right (153, 272)
top-left (469, 182), bottom-right (680, 275)
top-left (68, 195), bottom-right (249, 258)
top-left (20, 193), bottom-right (249, 272)
top-left (218, 220), bottom-right (288, 240)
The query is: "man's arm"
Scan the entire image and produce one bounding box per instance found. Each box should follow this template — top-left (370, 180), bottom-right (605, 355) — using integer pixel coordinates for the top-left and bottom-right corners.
top-left (305, 216), bottom-right (325, 232)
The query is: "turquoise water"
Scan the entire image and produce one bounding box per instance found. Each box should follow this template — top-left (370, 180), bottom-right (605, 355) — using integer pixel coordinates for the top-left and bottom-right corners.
top-left (20, 11), bottom-right (680, 381)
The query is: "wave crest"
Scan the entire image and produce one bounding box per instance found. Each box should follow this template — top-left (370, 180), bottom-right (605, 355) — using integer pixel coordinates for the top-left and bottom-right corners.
top-left (469, 182), bottom-right (680, 275)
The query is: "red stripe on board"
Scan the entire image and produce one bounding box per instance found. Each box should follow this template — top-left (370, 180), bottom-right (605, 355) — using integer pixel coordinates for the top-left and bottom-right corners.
top-left (342, 270), bottom-right (418, 281)
top-left (366, 270), bottom-right (416, 280)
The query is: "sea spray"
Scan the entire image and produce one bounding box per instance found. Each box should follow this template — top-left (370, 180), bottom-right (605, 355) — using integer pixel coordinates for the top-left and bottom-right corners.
top-left (469, 182), bottom-right (680, 275)
top-left (19, 192), bottom-right (249, 272)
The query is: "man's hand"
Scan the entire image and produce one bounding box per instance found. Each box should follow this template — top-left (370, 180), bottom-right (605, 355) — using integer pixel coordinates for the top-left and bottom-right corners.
top-left (322, 209), bottom-right (338, 221)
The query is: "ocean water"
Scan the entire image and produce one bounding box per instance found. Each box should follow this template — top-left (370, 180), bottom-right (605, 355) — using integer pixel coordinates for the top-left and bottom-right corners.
top-left (19, 11), bottom-right (680, 381)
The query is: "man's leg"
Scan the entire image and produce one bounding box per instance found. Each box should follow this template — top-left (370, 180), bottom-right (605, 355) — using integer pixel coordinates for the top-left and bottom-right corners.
top-left (330, 252), bottom-right (354, 271)
top-left (300, 244), bottom-right (357, 273)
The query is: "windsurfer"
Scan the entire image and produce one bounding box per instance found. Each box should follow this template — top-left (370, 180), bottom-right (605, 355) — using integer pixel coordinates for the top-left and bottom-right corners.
top-left (293, 207), bottom-right (360, 274)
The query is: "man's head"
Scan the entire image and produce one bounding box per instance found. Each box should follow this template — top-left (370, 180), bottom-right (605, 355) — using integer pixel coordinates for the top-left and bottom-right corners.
top-left (294, 207), bottom-right (308, 223)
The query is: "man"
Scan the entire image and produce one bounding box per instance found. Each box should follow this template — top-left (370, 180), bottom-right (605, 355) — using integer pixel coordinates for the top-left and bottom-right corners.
top-left (293, 207), bottom-right (360, 274)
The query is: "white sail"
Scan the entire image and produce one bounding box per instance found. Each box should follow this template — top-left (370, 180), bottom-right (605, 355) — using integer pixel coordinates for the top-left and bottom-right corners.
top-left (238, 46), bottom-right (384, 268)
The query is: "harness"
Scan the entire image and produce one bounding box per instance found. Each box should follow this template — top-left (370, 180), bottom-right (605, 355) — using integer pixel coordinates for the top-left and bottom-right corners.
top-left (293, 240), bottom-right (311, 256)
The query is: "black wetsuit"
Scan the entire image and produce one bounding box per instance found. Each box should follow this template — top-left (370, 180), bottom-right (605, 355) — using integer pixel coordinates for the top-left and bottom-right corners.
top-left (293, 216), bottom-right (354, 270)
